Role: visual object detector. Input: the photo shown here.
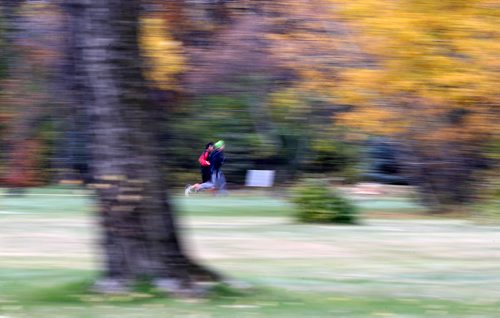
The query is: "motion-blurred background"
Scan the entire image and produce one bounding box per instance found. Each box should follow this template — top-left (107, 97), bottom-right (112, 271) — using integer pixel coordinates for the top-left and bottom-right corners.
top-left (1, 0), bottom-right (498, 211)
top-left (0, 1), bottom-right (499, 317)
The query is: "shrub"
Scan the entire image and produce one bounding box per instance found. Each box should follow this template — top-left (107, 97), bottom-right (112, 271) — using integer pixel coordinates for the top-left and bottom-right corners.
top-left (291, 179), bottom-right (358, 224)
top-left (474, 178), bottom-right (500, 221)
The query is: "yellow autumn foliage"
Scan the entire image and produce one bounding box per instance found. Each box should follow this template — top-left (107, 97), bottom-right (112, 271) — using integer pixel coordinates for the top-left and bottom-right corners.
top-left (332, 0), bottom-right (500, 140)
top-left (139, 16), bottom-right (186, 90)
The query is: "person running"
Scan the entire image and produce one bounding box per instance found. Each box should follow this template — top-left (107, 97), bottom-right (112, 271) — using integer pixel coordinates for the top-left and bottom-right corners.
top-left (184, 142), bottom-right (213, 195)
top-left (199, 142), bottom-right (214, 183)
top-left (185, 140), bottom-right (226, 196)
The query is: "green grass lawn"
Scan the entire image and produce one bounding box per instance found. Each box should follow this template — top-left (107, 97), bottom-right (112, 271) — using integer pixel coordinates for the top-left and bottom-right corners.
top-left (1, 187), bottom-right (499, 317)
top-left (2, 268), bottom-right (496, 318)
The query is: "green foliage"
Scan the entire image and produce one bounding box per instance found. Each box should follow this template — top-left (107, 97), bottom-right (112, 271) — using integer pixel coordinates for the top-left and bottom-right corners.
top-left (306, 135), bottom-right (361, 183)
top-left (475, 178), bottom-right (500, 221)
top-left (167, 95), bottom-right (260, 185)
top-left (291, 179), bottom-right (358, 224)
top-left (166, 92), bottom-right (362, 186)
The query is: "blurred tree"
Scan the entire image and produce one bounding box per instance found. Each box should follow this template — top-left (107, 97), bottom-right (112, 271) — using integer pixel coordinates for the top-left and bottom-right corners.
top-left (62, 0), bottom-right (218, 294)
top-left (263, 0), bottom-right (364, 180)
top-left (4, 0), bottom-right (496, 212)
top-left (333, 0), bottom-right (499, 209)
top-left (0, 1), bottom-right (56, 188)
top-left (146, 1), bottom-right (292, 184)
top-left (153, 0), bottom-right (362, 184)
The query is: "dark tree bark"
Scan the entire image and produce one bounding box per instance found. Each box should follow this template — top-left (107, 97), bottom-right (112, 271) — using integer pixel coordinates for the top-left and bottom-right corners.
top-left (62, 0), bottom-right (219, 294)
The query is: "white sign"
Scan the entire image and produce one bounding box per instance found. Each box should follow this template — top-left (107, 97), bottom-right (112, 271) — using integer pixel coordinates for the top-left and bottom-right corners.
top-left (245, 170), bottom-right (275, 187)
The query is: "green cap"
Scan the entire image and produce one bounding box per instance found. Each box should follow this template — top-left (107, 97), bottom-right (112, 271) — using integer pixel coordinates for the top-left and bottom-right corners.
top-left (214, 140), bottom-right (225, 149)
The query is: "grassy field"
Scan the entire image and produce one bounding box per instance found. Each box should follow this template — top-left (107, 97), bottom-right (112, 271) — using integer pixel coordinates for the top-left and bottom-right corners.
top-left (1, 187), bottom-right (499, 317)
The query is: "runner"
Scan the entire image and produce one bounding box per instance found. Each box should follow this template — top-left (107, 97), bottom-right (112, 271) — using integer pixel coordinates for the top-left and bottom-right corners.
top-left (185, 140), bottom-right (226, 196)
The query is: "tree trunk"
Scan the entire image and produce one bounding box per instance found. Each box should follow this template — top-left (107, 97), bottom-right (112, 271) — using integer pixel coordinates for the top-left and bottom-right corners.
top-left (63, 0), bottom-right (218, 294)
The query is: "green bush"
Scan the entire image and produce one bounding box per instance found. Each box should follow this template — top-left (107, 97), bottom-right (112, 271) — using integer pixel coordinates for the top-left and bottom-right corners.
top-left (291, 179), bottom-right (358, 224)
top-left (474, 177), bottom-right (500, 221)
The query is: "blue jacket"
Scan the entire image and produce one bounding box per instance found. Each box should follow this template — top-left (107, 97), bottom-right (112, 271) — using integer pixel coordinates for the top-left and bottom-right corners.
top-left (210, 149), bottom-right (225, 173)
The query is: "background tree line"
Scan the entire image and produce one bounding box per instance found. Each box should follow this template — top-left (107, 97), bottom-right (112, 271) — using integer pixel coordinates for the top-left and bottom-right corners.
top-left (0, 0), bottom-right (498, 212)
